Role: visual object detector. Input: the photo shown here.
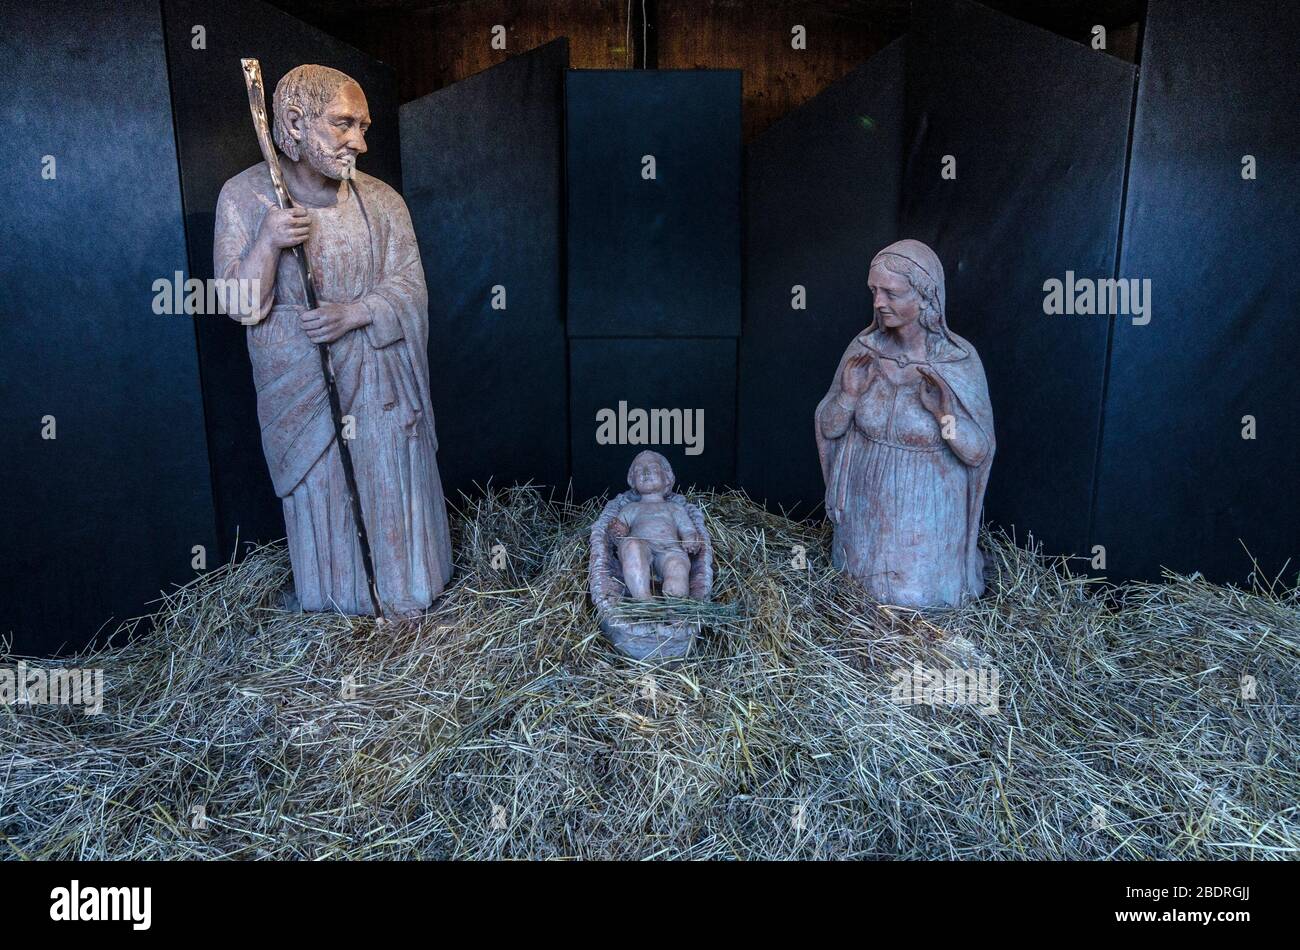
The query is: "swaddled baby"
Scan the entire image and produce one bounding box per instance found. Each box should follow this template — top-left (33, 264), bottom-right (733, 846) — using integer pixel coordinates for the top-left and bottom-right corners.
top-left (607, 451), bottom-right (704, 599)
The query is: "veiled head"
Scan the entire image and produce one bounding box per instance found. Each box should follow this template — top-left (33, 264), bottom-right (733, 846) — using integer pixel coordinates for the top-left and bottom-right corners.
top-left (869, 239), bottom-right (946, 334)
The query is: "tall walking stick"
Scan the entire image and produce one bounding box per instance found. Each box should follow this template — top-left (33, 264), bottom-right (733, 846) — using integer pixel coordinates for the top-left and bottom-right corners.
top-left (240, 58), bottom-right (384, 619)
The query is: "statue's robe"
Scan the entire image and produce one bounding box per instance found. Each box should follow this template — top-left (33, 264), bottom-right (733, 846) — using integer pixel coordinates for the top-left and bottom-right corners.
top-left (815, 329), bottom-right (993, 607)
top-left (813, 239), bottom-right (994, 609)
top-left (214, 163), bottom-right (452, 615)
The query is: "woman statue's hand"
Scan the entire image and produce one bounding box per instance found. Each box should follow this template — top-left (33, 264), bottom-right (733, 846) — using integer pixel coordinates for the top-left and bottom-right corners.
top-left (840, 352), bottom-right (876, 400)
top-left (917, 366), bottom-right (955, 421)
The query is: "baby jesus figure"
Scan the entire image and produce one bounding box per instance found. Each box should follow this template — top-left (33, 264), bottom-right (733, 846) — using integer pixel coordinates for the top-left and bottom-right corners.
top-left (606, 451), bottom-right (704, 599)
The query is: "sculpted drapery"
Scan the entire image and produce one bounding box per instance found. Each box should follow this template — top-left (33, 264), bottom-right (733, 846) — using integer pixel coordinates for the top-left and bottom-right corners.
top-left (215, 159), bottom-right (452, 616)
top-left (815, 240), bottom-right (994, 607)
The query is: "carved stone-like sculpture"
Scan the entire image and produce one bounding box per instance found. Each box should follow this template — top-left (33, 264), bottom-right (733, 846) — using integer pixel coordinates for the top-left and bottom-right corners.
top-left (815, 240), bottom-right (994, 607)
top-left (589, 452), bottom-right (713, 661)
top-left (215, 65), bottom-right (452, 617)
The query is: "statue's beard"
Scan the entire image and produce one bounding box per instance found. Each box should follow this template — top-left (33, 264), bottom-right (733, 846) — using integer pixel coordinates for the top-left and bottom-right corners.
top-left (301, 135), bottom-right (355, 181)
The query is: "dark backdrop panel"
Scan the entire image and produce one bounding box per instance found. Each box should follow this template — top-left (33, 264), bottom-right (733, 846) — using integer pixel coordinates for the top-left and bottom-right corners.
top-left (900, 0), bottom-right (1134, 557)
top-left (400, 41), bottom-right (569, 501)
top-left (163, 0), bottom-right (401, 558)
top-left (566, 70), bottom-right (742, 338)
top-left (738, 39), bottom-right (905, 514)
top-left (1092, 0), bottom-right (1300, 583)
top-left (0, 0), bottom-right (217, 656)
top-left (569, 339), bottom-right (737, 499)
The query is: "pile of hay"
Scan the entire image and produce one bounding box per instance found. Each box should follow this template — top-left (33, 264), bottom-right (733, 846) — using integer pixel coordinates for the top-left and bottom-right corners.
top-left (2, 487), bottom-right (1297, 859)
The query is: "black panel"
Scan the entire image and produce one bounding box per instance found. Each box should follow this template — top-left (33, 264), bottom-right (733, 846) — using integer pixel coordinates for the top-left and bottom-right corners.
top-left (400, 41), bottom-right (569, 500)
top-left (738, 40), bottom-right (906, 514)
top-left (569, 339), bottom-right (737, 499)
top-left (899, 0), bottom-right (1135, 558)
top-left (0, 0), bottom-right (217, 656)
top-left (1092, 0), bottom-right (1300, 582)
top-left (163, 0), bottom-right (402, 557)
top-left (565, 70), bottom-right (742, 338)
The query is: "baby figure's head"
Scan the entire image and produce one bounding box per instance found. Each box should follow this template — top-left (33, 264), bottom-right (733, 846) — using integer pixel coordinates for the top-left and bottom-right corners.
top-left (628, 451), bottom-right (675, 498)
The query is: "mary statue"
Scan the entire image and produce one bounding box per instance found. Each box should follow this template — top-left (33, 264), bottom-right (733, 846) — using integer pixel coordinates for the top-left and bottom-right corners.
top-left (815, 240), bottom-right (995, 607)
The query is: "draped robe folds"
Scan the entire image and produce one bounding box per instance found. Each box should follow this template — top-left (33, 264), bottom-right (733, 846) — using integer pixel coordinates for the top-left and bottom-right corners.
top-left (214, 163), bottom-right (452, 615)
top-left (814, 242), bottom-right (994, 607)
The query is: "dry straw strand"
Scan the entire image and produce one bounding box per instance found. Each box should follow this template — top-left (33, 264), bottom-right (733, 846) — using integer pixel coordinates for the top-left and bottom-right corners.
top-left (1, 486), bottom-right (1297, 860)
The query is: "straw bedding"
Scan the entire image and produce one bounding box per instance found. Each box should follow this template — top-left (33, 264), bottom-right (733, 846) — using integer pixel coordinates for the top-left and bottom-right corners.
top-left (2, 486), bottom-right (1297, 859)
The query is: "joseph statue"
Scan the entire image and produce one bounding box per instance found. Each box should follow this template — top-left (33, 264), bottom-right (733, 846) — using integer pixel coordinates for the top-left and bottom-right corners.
top-left (214, 64), bottom-right (452, 618)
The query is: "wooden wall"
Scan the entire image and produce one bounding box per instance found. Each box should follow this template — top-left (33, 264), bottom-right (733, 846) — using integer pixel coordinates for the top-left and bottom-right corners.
top-left (273, 0), bottom-right (1140, 141)
top-left (340, 0), bottom-right (631, 104)
top-left (658, 0), bottom-right (890, 139)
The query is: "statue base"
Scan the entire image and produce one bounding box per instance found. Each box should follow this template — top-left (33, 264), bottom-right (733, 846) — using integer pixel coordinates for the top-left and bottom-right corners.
top-left (598, 617), bottom-right (701, 663)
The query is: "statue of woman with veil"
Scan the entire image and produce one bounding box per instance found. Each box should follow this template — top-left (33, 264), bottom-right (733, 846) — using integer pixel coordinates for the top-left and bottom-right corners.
top-left (815, 239), bottom-right (995, 607)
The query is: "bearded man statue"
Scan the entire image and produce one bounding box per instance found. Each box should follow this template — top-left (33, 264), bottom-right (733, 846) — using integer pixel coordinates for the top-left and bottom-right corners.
top-left (214, 64), bottom-right (452, 618)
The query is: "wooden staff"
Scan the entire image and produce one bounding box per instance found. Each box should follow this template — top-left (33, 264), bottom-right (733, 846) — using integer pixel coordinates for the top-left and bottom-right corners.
top-left (239, 58), bottom-right (383, 619)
